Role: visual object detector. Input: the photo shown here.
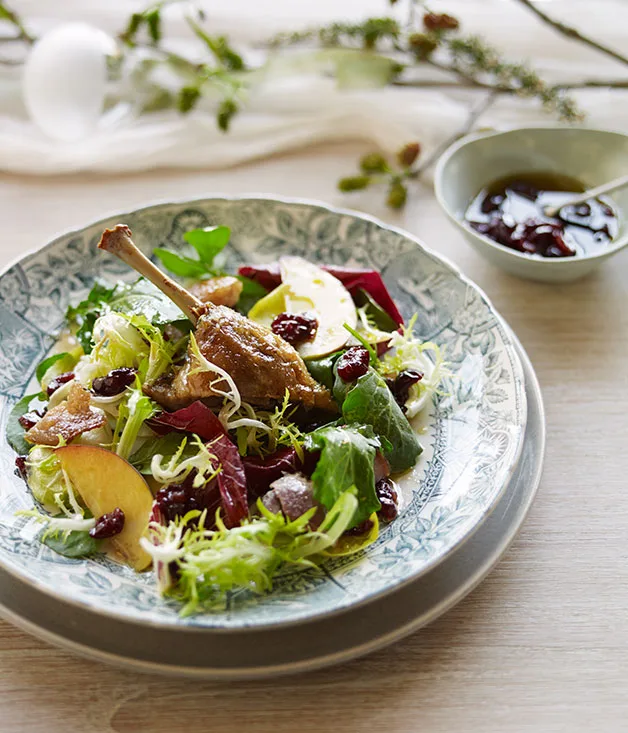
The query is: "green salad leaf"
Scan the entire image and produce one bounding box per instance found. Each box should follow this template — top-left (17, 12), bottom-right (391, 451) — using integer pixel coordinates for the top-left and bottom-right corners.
top-left (7, 393), bottom-right (44, 455)
top-left (142, 490), bottom-right (359, 615)
top-left (154, 226), bottom-right (231, 278)
top-left (66, 281), bottom-right (118, 353)
top-left (234, 275), bottom-right (268, 315)
top-left (67, 278), bottom-right (188, 354)
top-left (35, 353), bottom-right (71, 384)
top-left (108, 278), bottom-right (188, 326)
top-left (183, 226), bottom-right (231, 265)
top-left (38, 349), bottom-right (82, 391)
top-left (353, 288), bottom-right (399, 332)
top-left (42, 529), bottom-right (100, 558)
top-left (151, 249), bottom-right (207, 278)
top-left (305, 351), bottom-right (343, 391)
top-left (130, 432), bottom-right (190, 474)
top-left (342, 368), bottom-right (422, 473)
top-left (306, 424), bottom-right (381, 527)
top-left (113, 381), bottom-right (159, 460)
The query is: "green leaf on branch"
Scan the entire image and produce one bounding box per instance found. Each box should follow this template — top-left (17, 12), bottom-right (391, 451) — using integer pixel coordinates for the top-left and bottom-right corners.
top-left (217, 99), bottom-right (238, 131)
top-left (178, 86), bottom-right (201, 113)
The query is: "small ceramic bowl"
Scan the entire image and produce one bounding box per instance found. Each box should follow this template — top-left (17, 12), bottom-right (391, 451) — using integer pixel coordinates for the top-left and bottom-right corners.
top-left (434, 126), bottom-right (628, 282)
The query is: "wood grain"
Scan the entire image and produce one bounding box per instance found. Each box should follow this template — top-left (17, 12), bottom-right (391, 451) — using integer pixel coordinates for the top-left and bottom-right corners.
top-left (0, 142), bottom-right (626, 732)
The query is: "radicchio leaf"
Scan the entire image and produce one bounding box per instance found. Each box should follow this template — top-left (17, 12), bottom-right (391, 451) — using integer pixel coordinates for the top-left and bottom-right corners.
top-left (211, 435), bottom-right (248, 528)
top-left (242, 446), bottom-right (319, 499)
top-left (238, 264), bottom-right (404, 326)
top-left (148, 401), bottom-right (226, 441)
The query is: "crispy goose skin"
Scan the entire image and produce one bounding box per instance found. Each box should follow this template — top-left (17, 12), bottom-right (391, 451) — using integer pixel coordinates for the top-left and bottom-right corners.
top-left (145, 305), bottom-right (336, 412)
top-left (26, 383), bottom-right (106, 446)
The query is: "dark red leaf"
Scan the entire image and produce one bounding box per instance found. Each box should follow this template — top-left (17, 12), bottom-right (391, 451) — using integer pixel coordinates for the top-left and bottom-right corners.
top-left (148, 401), bottom-right (226, 441)
top-left (374, 451), bottom-right (391, 482)
top-left (242, 447), bottom-right (319, 499)
top-left (238, 263), bottom-right (281, 292)
top-left (210, 435), bottom-right (248, 528)
top-left (149, 434), bottom-right (248, 530)
top-left (376, 339), bottom-right (392, 357)
top-left (324, 266), bottom-right (404, 326)
top-left (237, 263), bottom-right (404, 327)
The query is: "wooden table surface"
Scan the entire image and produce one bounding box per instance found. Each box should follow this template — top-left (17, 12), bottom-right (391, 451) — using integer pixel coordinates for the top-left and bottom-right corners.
top-left (0, 141), bottom-right (626, 732)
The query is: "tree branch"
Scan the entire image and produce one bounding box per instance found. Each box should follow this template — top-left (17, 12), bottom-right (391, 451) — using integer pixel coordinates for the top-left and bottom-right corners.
top-left (410, 89), bottom-right (499, 177)
top-left (393, 75), bottom-right (628, 92)
top-left (514, 0), bottom-right (628, 68)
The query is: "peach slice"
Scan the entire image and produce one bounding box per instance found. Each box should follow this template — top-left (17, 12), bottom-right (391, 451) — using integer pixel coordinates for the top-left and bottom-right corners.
top-left (56, 445), bottom-right (154, 571)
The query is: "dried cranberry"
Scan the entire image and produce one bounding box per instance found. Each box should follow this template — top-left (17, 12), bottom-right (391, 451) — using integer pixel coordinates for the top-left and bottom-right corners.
top-left (480, 193), bottom-right (504, 214)
top-left (336, 346), bottom-right (370, 382)
top-left (14, 456), bottom-right (28, 482)
top-left (154, 484), bottom-right (199, 523)
top-left (520, 221), bottom-right (575, 257)
top-left (46, 371), bottom-right (74, 397)
top-left (92, 367), bottom-right (136, 396)
top-left (472, 218), bottom-right (519, 248)
top-left (508, 180), bottom-right (539, 200)
top-left (18, 411), bottom-right (41, 430)
top-left (345, 518), bottom-right (375, 536)
top-left (271, 312), bottom-right (318, 345)
top-left (376, 477), bottom-right (398, 522)
top-left (89, 507), bottom-right (125, 539)
top-left (386, 369), bottom-right (423, 412)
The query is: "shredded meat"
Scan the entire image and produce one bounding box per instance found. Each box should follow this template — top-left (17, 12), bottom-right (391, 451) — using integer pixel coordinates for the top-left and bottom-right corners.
top-left (144, 305), bottom-right (335, 413)
top-left (25, 382), bottom-right (106, 446)
top-left (189, 276), bottom-right (243, 307)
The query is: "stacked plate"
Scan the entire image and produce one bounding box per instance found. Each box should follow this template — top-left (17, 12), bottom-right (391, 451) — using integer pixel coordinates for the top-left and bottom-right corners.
top-left (0, 197), bottom-right (545, 678)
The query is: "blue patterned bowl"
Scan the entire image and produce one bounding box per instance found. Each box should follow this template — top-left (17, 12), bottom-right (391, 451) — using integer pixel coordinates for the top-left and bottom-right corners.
top-left (0, 196), bottom-right (527, 629)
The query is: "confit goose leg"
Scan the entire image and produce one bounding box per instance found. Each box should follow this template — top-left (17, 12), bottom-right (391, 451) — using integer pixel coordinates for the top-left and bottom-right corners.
top-left (98, 225), bottom-right (336, 413)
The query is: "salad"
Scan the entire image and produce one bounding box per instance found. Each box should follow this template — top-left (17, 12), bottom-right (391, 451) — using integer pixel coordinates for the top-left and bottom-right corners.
top-left (8, 223), bottom-right (446, 615)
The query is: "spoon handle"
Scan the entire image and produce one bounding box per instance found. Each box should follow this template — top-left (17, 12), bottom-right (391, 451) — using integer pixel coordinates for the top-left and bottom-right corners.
top-left (544, 173), bottom-right (628, 216)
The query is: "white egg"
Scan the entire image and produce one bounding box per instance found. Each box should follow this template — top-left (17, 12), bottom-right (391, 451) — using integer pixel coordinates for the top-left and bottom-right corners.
top-left (23, 23), bottom-right (117, 142)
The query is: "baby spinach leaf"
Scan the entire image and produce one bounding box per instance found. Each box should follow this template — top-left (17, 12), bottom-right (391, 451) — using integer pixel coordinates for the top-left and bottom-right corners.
top-left (306, 351), bottom-right (344, 391)
top-left (306, 424), bottom-right (381, 527)
top-left (235, 275), bottom-right (268, 315)
top-left (42, 529), bottom-right (100, 558)
top-left (154, 226), bottom-right (232, 280)
top-left (342, 368), bottom-right (422, 473)
top-left (66, 281), bottom-right (118, 353)
top-left (7, 393), bottom-right (44, 455)
top-left (153, 249), bottom-right (207, 278)
top-left (354, 288), bottom-right (399, 332)
top-left (35, 353), bottom-right (71, 384)
top-left (130, 433), bottom-right (190, 474)
top-left (183, 226), bottom-right (231, 266)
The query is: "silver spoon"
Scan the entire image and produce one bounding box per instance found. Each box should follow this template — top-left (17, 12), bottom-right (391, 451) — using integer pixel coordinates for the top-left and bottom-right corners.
top-left (543, 173), bottom-right (628, 217)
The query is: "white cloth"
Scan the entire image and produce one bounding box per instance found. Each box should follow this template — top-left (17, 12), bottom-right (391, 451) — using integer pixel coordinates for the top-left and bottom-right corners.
top-left (1, 0), bottom-right (628, 175)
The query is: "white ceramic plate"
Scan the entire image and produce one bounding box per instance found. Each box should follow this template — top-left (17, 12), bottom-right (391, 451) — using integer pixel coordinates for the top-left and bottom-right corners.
top-left (0, 331), bottom-right (543, 678)
top-left (0, 196), bottom-right (527, 629)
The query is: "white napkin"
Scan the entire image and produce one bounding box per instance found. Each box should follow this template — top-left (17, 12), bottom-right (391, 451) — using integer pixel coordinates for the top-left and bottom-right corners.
top-left (1, 0), bottom-right (627, 175)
